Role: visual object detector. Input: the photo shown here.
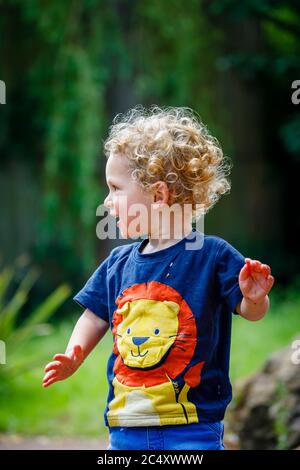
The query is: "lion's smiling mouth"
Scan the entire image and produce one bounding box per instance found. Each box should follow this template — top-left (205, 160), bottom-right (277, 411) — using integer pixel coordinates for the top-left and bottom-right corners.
top-left (131, 346), bottom-right (149, 358)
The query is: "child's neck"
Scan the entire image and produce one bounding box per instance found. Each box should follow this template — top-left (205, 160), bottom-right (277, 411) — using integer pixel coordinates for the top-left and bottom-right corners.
top-left (141, 222), bottom-right (193, 254)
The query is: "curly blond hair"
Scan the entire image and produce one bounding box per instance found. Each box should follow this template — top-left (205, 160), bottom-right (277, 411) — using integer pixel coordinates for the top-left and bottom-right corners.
top-left (103, 105), bottom-right (232, 220)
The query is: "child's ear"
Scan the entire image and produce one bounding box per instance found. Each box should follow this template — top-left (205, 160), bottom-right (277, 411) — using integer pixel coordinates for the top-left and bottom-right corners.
top-left (149, 181), bottom-right (160, 202)
top-left (152, 181), bottom-right (169, 204)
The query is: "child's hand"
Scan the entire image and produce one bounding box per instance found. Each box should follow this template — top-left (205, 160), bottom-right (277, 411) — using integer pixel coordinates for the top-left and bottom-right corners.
top-left (239, 258), bottom-right (275, 304)
top-left (42, 344), bottom-right (84, 388)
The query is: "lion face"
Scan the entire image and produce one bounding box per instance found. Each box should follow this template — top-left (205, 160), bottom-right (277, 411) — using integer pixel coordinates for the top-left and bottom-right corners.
top-left (115, 299), bottom-right (180, 369)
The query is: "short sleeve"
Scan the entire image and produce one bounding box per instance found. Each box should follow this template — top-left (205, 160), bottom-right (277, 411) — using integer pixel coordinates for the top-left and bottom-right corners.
top-left (73, 257), bottom-right (109, 323)
top-left (215, 240), bottom-right (245, 315)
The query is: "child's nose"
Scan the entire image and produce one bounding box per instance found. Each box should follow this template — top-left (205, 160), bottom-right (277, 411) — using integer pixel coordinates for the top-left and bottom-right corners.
top-left (104, 196), bottom-right (118, 218)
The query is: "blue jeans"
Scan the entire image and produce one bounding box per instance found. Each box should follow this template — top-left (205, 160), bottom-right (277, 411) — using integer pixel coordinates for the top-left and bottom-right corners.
top-left (107, 421), bottom-right (225, 450)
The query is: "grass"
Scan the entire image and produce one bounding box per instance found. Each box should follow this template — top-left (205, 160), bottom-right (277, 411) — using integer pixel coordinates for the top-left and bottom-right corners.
top-left (0, 318), bottom-right (113, 439)
top-left (230, 291), bottom-right (300, 382)
top-left (0, 286), bottom-right (299, 438)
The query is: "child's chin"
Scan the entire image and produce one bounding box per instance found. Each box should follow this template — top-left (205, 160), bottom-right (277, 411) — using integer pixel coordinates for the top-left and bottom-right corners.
top-left (118, 225), bottom-right (129, 239)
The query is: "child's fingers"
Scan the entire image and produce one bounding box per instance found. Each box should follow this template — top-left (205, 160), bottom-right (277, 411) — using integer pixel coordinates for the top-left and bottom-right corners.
top-left (53, 353), bottom-right (70, 363)
top-left (250, 260), bottom-right (262, 272)
top-left (239, 264), bottom-right (250, 281)
top-left (43, 369), bottom-right (57, 383)
top-left (267, 275), bottom-right (275, 289)
top-left (251, 263), bottom-right (272, 282)
top-left (247, 259), bottom-right (270, 275)
top-left (242, 259), bottom-right (272, 283)
top-left (43, 376), bottom-right (58, 388)
top-left (245, 258), bottom-right (253, 275)
top-left (44, 361), bottom-right (62, 372)
top-left (261, 264), bottom-right (271, 277)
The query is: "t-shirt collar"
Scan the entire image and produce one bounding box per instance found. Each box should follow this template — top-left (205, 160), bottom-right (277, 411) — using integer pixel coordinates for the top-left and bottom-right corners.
top-left (132, 227), bottom-right (198, 263)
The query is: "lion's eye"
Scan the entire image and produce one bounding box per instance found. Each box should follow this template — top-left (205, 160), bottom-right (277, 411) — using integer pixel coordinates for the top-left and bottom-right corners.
top-left (127, 328), bottom-right (131, 334)
top-left (154, 328), bottom-right (160, 335)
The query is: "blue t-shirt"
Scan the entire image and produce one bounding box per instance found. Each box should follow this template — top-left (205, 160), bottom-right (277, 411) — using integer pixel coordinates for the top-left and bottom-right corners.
top-left (73, 228), bottom-right (245, 427)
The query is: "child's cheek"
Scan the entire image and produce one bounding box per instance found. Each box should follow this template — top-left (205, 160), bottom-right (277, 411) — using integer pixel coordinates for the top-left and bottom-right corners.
top-left (115, 198), bottom-right (122, 223)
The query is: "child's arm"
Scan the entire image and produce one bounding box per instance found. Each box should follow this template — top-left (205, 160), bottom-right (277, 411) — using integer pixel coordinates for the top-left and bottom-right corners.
top-left (42, 309), bottom-right (109, 388)
top-left (235, 258), bottom-right (275, 321)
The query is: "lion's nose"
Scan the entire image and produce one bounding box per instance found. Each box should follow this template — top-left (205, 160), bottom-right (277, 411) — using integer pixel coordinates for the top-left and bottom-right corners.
top-left (132, 336), bottom-right (149, 346)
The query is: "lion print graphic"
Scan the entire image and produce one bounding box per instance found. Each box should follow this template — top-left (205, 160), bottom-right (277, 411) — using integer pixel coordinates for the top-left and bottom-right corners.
top-left (107, 281), bottom-right (205, 426)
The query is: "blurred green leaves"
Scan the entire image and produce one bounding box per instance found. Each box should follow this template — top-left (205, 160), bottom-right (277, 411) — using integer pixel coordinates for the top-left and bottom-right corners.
top-left (0, 260), bottom-right (71, 378)
top-left (280, 116), bottom-right (300, 161)
top-left (0, 0), bottom-right (300, 287)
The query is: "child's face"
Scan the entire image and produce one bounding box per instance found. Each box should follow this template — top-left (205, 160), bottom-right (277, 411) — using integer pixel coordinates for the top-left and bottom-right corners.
top-left (104, 153), bottom-right (155, 239)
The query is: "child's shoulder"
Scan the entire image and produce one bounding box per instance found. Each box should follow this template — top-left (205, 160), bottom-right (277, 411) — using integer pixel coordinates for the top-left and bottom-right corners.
top-left (106, 240), bottom-right (139, 265)
top-left (204, 234), bottom-right (226, 244)
top-left (203, 233), bottom-right (229, 249)
top-left (203, 233), bottom-right (243, 258)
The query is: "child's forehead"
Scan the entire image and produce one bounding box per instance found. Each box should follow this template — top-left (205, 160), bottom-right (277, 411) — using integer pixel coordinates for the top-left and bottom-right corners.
top-left (106, 153), bottom-right (131, 179)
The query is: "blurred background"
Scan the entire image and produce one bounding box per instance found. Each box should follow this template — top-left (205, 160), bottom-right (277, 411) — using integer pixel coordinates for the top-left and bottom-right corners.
top-left (0, 0), bottom-right (299, 450)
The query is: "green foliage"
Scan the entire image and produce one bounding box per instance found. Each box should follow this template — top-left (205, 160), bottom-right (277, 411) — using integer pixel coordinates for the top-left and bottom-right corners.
top-left (1, 0), bottom-right (300, 286)
top-left (231, 282), bottom-right (300, 382)
top-left (0, 319), bottom-right (112, 437)
top-left (280, 116), bottom-right (300, 160)
top-left (205, 0), bottom-right (300, 158)
top-left (273, 381), bottom-right (290, 450)
top-left (0, 260), bottom-right (71, 378)
top-left (134, 0), bottom-right (224, 136)
top-left (0, 0), bottom-right (109, 276)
